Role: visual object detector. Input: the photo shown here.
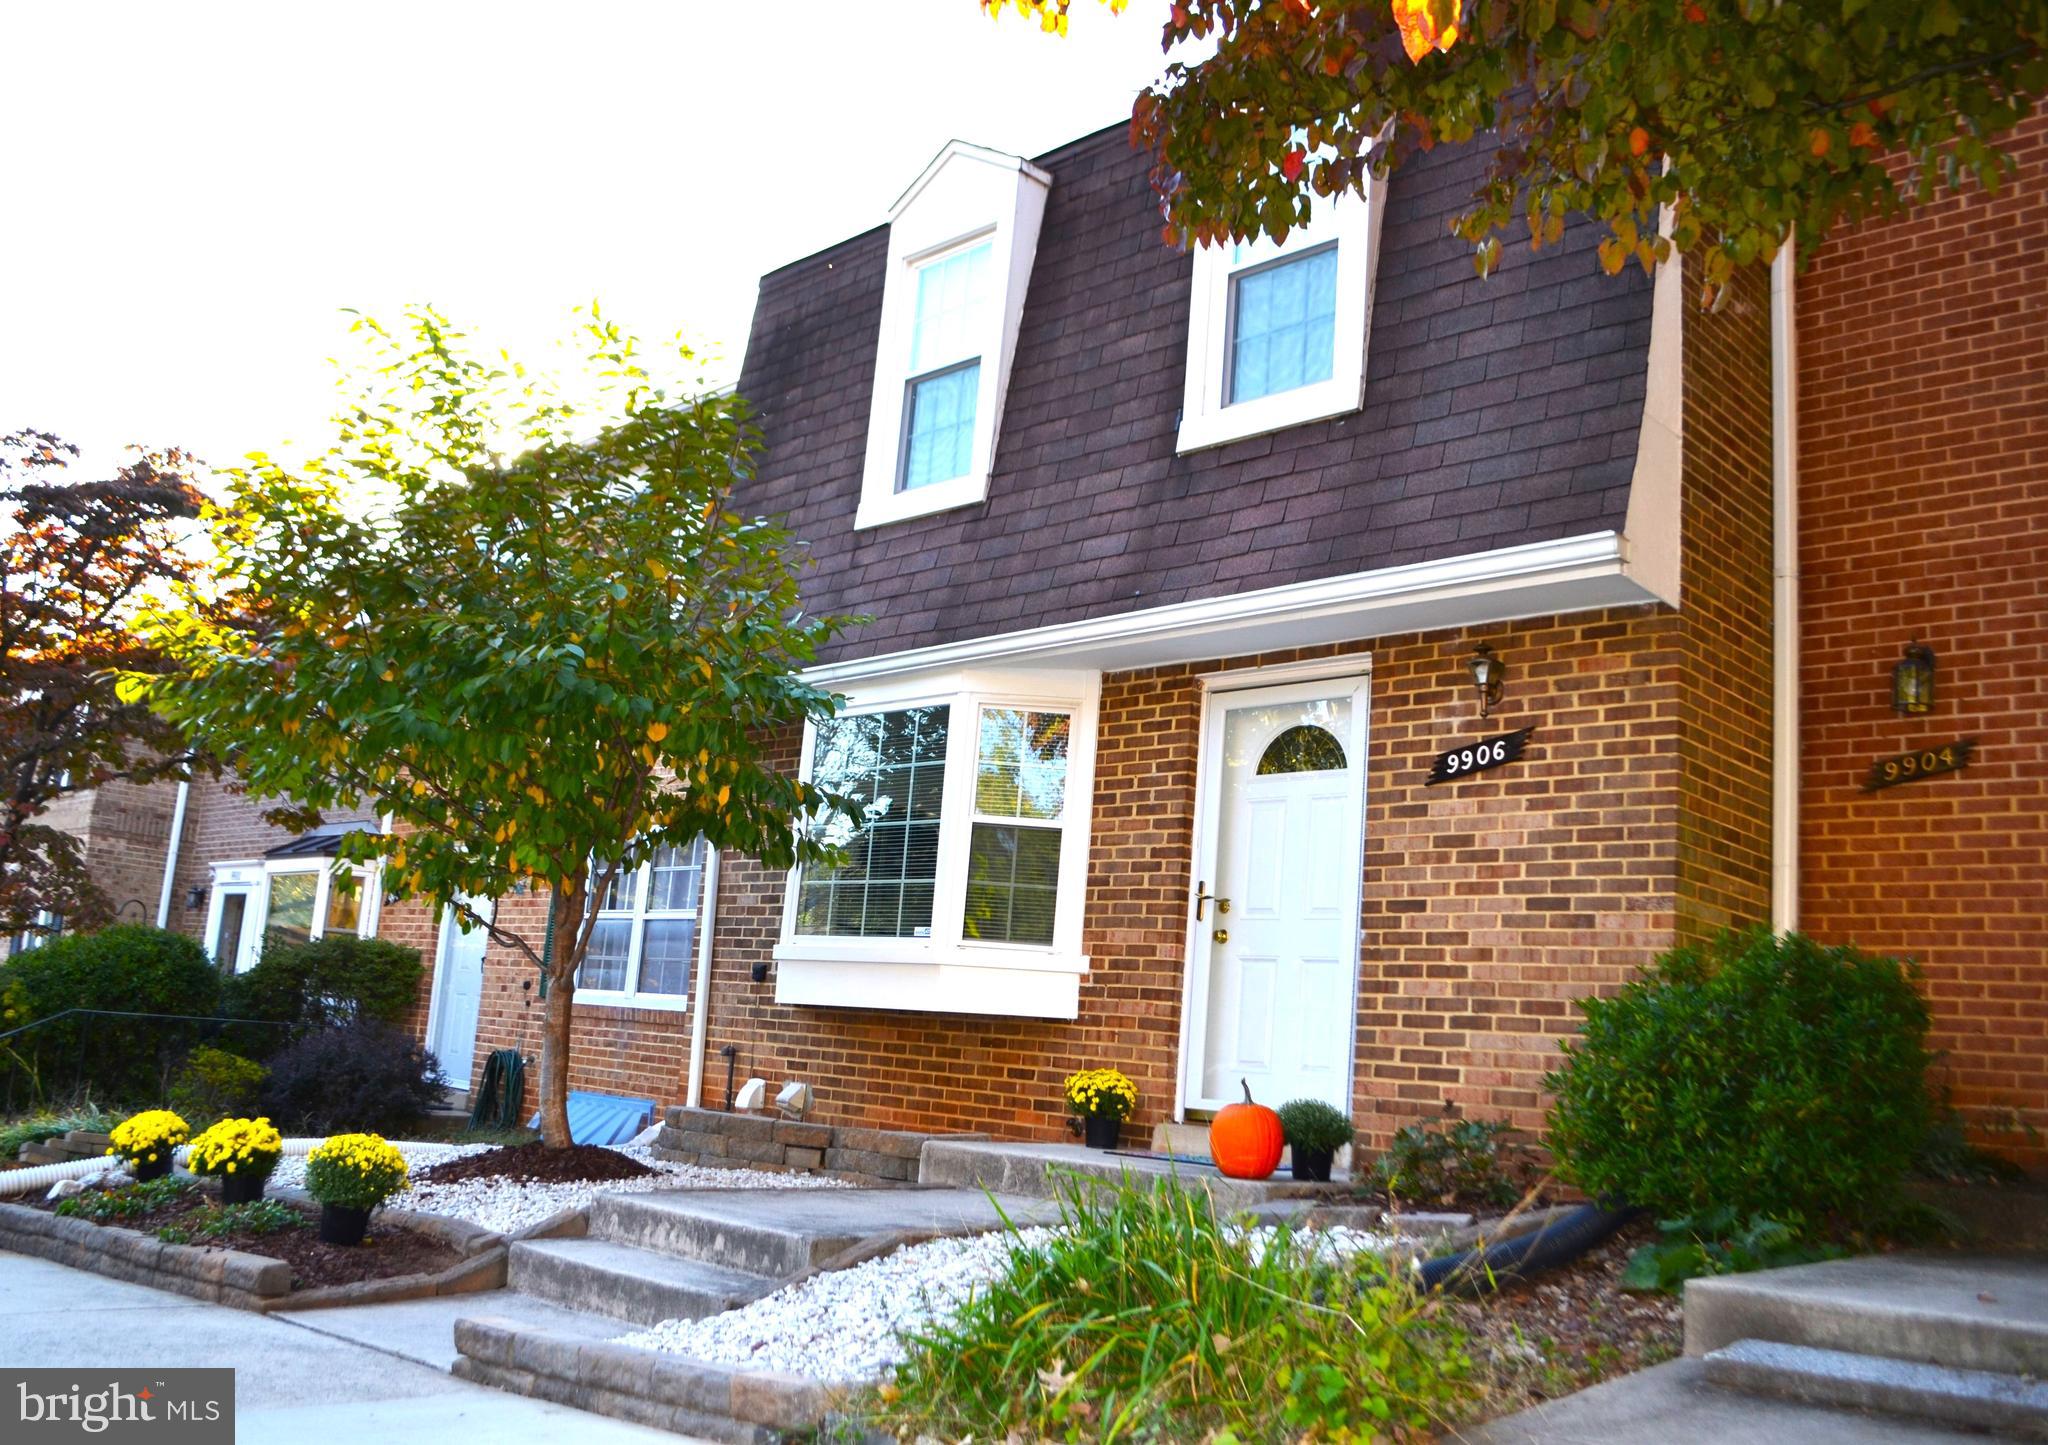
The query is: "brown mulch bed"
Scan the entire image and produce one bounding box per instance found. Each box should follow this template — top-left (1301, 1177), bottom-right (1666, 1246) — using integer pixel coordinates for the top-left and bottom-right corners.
top-left (29, 1187), bottom-right (461, 1291)
top-left (1447, 1215), bottom-right (1684, 1420)
top-left (412, 1141), bottom-right (655, 1186)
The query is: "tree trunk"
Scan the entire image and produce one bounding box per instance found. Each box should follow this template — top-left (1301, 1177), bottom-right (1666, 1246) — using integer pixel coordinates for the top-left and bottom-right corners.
top-left (537, 875), bottom-right (583, 1149)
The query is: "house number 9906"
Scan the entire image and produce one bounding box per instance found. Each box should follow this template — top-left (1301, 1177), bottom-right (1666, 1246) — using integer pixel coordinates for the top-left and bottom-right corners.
top-left (1426, 727), bottom-right (1535, 785)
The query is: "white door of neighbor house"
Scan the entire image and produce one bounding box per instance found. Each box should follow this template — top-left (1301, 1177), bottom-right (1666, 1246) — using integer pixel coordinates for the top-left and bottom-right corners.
top-left (429, 898), bottom-right (491, 1089)
top-left (1183, 675), bottom-right (1368, 1116)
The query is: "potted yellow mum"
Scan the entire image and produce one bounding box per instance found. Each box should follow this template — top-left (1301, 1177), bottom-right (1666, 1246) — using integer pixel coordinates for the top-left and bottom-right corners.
top-left (303, 1133), bottom-right (408, 1245)
top-left (106, 1109), bottom-right (189, 1182)
top-left (186, 1117), bottom-right (284, 1204)
top-left (1064, 1068), bottom-right (1138, 1150)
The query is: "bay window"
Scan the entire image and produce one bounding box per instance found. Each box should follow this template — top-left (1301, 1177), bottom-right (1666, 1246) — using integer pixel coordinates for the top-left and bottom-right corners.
top-left (776, 671), bottom-right (1099, 1019)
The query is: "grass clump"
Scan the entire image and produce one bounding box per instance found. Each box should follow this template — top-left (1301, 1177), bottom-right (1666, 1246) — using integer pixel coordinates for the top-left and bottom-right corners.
top-left (879, 1175), bottom-right (1473, 1443)
top-left (0, 1105), bottom-right (118, 1160)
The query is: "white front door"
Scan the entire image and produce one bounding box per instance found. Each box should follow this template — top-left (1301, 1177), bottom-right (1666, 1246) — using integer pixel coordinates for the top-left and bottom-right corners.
top-left (428, 899), bottom-right (491, 1089)
top-left (1183, 675), bottom-right (1368, 1115)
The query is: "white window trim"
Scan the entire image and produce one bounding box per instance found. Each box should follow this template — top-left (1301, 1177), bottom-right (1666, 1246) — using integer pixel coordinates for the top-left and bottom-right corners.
top-left (205, 857), bottom-right (381, 973)
top-left (1176, 178), bottom-right (1387, 454)
top-left (773, 666), bottom-right (1099, 1017)
top-left (855, 142), bottom-right (1051, 531)
top-left (575, 840), bottom-right (711, 1014)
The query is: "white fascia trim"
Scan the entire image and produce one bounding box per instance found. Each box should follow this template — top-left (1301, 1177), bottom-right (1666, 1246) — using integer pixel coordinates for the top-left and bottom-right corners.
top-left (855, 142), bottom-right (1052, 531)
top-left (1177, 178), bottom-right (1387, 455)
top-left (807, 531), bottom-right (1648, 685)
top-left (775, 956), bottom-right (1081, 1020)
top-left (1620, 204), bottom-right (1685, 607)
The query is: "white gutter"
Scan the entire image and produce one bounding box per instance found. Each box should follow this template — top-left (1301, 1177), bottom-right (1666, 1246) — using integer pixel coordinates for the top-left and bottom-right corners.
top-left (805, 531), bottom-right (1649, 685)
top-left (684, 846), bottom-right (722, 1109)
top-left (1770, 245), bottom-right (1801, 933)
top-left (154, 780), bottom-right (191, 929)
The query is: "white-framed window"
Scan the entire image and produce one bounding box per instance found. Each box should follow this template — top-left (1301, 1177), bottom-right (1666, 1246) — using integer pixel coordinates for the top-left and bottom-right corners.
top-left (1177, 178), bottom-right (1386, 454)
top-left (576, 836), bottom-right (710, 1012)
top-left (205, 858), bottom-right (380, 973)
top-left (855, 141), bottom-right (1051, 530)
top-left (774, 669), bottom-right (1099, 1019)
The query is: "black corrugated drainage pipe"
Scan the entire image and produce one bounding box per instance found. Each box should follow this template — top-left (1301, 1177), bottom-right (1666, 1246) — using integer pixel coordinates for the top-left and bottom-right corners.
top-left (1418, 1203), bottom-right (1642, 1296)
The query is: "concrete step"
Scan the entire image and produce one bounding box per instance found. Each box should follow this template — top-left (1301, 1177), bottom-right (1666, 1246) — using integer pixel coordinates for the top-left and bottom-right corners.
top-left (507, 1237), bottom-right (777, 1327)
top-left (274, 1287), bottom-right (626, 1371)
top-left (1686, 1253), bottom-right (2048, 1377)
top-left (1703, 1338), bottom-right (2048, 1439)
top-left (589, 1184), bottom-right (1061, 1280)
top-left (918, 1137), bottom-right (1350, 1212)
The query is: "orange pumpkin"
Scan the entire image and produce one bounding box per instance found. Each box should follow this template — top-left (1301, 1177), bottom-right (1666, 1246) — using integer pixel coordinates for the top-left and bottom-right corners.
top-left (1208, 1079), bottom-right (1285, 1180)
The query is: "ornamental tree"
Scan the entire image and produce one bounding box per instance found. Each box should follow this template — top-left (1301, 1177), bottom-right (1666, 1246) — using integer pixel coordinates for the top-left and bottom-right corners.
top-left (987, 0), bottom-right (2046, 299)
top-left (136, 309), bottom-right (856, 1146)
top-left (1, 431), bottom-right (204, 937)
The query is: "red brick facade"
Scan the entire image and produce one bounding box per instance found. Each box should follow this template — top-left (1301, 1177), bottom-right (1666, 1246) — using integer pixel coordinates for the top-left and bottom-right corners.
top-left (1795, 115), bottom-right (2048, 1167)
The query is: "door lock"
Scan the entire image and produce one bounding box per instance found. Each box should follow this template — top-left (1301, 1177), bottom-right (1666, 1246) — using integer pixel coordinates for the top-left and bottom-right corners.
top-left (1194, 882), bottom-right (1233, 921)
top-left (1212, 928), bottom-right (1230, 944)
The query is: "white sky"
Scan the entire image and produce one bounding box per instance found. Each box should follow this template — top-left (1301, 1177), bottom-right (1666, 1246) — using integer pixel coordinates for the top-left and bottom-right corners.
top-left (3, 1), bottom-right (1185, 481)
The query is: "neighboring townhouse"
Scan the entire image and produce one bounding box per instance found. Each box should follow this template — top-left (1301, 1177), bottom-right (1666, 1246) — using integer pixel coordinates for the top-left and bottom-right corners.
top-left (19, 773), bottom-right (384, 972)
top-left (403, 116), bottom-right (1789, 1155)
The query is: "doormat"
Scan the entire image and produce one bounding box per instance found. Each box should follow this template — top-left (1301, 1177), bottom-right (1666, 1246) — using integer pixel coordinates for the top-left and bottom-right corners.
top-left (1102, 1149), bottom-right (1219, 1169)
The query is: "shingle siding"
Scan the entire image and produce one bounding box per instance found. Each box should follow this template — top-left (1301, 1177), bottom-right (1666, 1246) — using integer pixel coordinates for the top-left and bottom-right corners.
top-left (735, 123), bottom-right (1653, 665)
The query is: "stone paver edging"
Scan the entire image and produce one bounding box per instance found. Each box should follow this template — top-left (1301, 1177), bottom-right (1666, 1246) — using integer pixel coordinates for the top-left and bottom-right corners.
top-left (454, 1314), bottom-right (853, 1443)
top-left (0, 1200), bottom-right (290, 1307)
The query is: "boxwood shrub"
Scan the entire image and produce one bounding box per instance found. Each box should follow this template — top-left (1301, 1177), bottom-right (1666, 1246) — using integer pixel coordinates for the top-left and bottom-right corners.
top-left (221, 935), bottom-right (424, 1045)
top-left (1545, 930), bottom-right (1932, 1233)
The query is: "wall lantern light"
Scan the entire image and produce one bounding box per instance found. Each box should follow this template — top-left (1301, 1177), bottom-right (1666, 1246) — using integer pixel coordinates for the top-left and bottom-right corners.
top-left (184, 885), bottom-right (206, 912)
top-left (1891, 640), bottom-right (1936, 716)
top-left (1466, 643), bottom-right (1507, 719)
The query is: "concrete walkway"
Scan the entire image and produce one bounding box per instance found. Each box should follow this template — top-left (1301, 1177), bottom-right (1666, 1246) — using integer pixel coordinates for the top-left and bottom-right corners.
top-left (0, 1252), bottom-right (706, 1443)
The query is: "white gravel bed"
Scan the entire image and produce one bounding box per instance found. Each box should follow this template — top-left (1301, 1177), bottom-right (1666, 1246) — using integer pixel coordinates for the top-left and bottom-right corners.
top-left (617, 1227), bottom-right (1058, 1383)
top-left (617, 1221), bottom-right (1412, 1384)
top-left (267, 1141), bottom-right (847, 1235)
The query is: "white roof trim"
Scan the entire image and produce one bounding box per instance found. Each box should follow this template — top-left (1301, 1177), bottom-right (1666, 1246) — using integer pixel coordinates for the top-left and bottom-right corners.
top-left (807, 531), bottom-right (1661, 685)
top-left (889, 139), bottom-right (1053, 220)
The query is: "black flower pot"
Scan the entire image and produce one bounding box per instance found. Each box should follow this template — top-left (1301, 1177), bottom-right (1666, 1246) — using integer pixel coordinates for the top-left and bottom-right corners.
top-left (220, 1169), bottom-right (267, 1205)
top-left (318, 1203), bottom-right (371, 1246)
top-left (1290, 1147), bottom-right (1335, 1183)
top-left (129, 1154), bottom-right (172, 1183)
top-left (1083, 1116), bottom-right (1121, 1151)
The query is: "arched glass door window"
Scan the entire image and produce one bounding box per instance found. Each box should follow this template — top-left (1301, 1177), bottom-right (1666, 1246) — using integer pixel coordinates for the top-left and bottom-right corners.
top-left (1256, 724), bottom-right (1347, 775)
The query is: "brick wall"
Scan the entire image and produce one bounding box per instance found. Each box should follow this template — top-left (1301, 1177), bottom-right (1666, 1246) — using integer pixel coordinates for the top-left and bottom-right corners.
top-left (1796, 115), bottom-right (2048, 1165)
top-left (1674, 255), bottom-right (1777, 939)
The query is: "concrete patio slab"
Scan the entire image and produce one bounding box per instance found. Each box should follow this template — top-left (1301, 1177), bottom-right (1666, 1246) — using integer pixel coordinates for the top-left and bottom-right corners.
top-left (918, 1139), bottom-right (1348, 1210)
top-left (1452, 1357), bottom-right (1994, 1444)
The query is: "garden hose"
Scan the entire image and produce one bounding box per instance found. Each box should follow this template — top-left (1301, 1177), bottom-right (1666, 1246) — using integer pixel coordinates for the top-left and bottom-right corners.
top-left (467, 1048), bottom-right (527, 1132)
top-left (1417, 1203), bottom-right (1641, 1296)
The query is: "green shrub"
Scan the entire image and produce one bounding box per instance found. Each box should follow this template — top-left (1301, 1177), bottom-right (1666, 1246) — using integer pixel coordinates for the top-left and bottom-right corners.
top-left (1619, 1208), bottom-right (1848, 1293)
top-left (1371, 1117), bottom-right (1527, 1209)
top-left (881, 1177), bottom-right (1473, 1442)
top-left (1545, 930), bottom-right (1932, 1234)
top-left (167, 1047), bottom-right (267, 1127)
top-left (0, 926), bottom-right (219, 1102)
top-left (1276, 1097), bottom-right (1353, 1154)
top-left (221, 935), bottom-right (424, 1045)
top-left (0, 1106), bottom-right (118, 1160)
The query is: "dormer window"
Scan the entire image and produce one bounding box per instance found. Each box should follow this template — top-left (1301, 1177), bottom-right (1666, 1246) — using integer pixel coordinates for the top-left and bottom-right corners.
top-left (901, 239), bottom-right (992, 491)
top-left (856, 142), bottom-right (1051, 530)
top-left (1177, 181), bottom-right (1387, 453)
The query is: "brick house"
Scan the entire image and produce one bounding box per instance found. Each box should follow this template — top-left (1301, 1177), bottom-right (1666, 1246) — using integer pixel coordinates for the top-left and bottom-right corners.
top-left (391, 117), bottom-right (1791, 1156)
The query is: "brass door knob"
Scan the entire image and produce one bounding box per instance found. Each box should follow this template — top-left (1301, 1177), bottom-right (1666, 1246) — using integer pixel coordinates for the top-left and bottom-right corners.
top-left (1212, 928), bottom-right (1229, 943)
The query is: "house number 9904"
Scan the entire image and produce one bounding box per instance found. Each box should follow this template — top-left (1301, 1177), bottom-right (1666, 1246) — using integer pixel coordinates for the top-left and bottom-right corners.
top-left (1864, 738), bottom-right (1976, 792)
top-left (1426, 727), bottom-right (1535, 785)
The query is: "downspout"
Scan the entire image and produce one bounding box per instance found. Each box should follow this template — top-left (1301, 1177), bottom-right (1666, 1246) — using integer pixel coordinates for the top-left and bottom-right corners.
top-left (154, 781), bottom-right (191, 929)
top-left (684, 846), bottom-right (721, 1109)
top-left (1770, 245), bottom-right (1801, 933)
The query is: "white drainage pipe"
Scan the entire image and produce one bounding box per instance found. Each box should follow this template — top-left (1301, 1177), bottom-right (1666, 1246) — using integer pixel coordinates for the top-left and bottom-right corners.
top-left (0, 1138), bottom-right (328, 1197)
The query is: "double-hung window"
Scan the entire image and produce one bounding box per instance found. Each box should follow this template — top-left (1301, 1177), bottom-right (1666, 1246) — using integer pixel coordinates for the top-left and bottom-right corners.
top-left (579, 837), bottom-right (709, 1010)
top-left (901, 241), bottom-right (991, 492)
top-left (1177, 176), bottom-right (1385, 453)
top-left (776, 672), bottom-right (1098, 1019)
